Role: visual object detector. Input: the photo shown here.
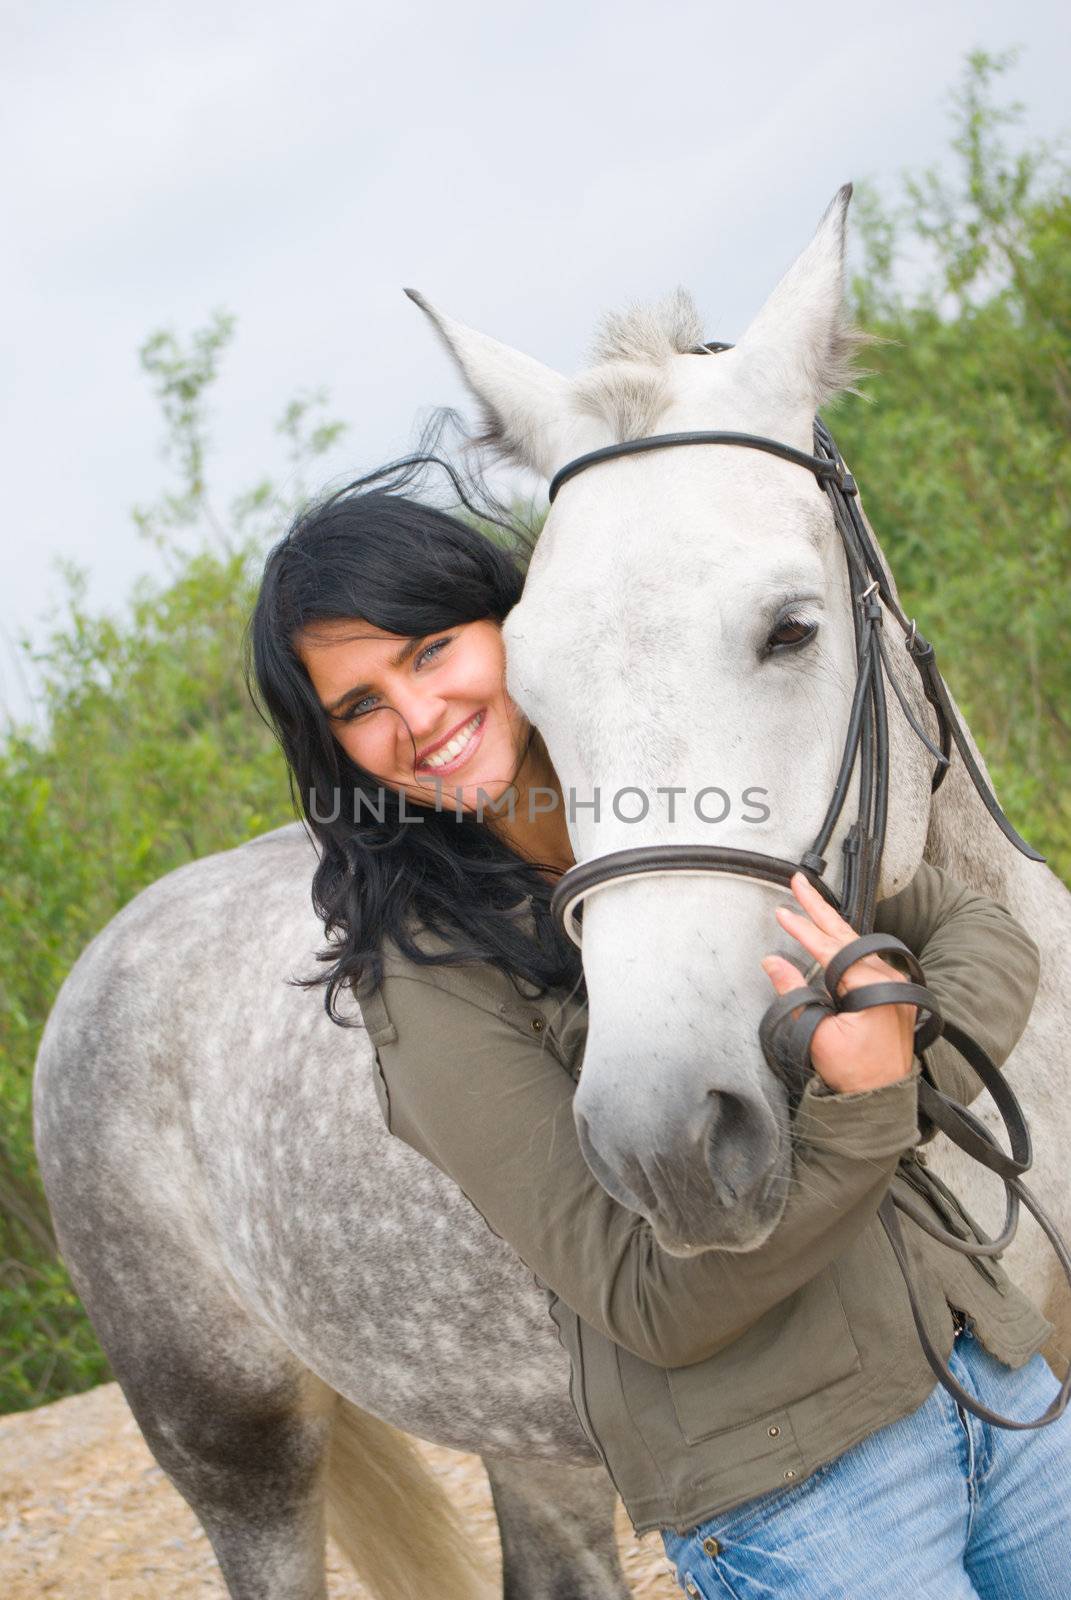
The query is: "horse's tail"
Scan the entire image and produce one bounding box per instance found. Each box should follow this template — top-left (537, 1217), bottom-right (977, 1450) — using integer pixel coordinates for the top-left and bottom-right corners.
top-left (325, 1395), bottom-right (499, 1600)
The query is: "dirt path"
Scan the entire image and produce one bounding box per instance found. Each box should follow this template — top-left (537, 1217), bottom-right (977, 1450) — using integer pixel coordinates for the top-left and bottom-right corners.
top-left (0, 1383), bottom-right (680, 1598)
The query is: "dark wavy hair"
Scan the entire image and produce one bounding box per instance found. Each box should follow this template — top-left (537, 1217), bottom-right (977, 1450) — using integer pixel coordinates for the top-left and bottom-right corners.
top-left (245, 419), bottom-right (585, 1025)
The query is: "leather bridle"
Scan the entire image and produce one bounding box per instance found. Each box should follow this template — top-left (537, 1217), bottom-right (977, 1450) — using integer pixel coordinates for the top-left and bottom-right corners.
top-left (544, 344), bottom-right (1070, 1429)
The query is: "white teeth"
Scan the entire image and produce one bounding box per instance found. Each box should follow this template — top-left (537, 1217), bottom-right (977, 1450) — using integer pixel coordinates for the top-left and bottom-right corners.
top-left (419, 712), bottom-right (482, 769)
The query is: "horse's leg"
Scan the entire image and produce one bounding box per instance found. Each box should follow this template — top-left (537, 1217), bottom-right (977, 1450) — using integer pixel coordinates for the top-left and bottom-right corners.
top-left (482, 1454), bottom-right (631, 1600)
top-left (109, 1311), bottom-right (336, 1600)
top-left (47, 1183), bottom-right (336, 1600)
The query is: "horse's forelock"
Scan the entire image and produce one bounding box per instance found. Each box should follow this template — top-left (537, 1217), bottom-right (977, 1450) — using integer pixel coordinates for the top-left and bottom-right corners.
top-left (576, 285), bottom-right (874, 443)
top-left (568, 288), bottom-right (704, 442)
top-left (573, 364), bottom-right (670, 443)
top-left (588, 286), bottom-right (705, 366)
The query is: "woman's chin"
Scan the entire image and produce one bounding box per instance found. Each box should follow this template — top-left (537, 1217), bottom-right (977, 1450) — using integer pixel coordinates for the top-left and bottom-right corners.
top-left (401, 771), bottom-right (511, 814)
top-left (454, 771), bottom-right (517, 808)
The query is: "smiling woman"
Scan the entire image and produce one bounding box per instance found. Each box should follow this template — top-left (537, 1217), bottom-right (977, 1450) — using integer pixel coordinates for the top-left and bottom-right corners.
top-left (245, 442), bottom-right (580, 1019)
top-left (299, 617), bottom-right (519, 802)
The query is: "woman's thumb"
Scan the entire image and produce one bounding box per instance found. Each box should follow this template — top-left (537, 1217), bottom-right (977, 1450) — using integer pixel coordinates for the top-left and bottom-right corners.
top-left (760, 954), bottom-right (808, 994)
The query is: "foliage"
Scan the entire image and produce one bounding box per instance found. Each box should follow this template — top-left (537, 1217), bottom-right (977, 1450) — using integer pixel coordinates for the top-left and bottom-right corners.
top-left (0, 48), bottom-right (1067, 1414)
top-left (829, 48), bottom-right (1071, 881)
top-left (0, 1257), bottom-right (109, 1409)
top-left (0, 322), bottom-right (346, 1412)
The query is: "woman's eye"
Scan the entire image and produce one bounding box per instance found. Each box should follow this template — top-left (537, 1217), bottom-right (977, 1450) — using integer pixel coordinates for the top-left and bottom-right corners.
top-left (337, 636), bottom-right (454, 723)
top-left (765, 616), bottom-right (818, 654)
top-left (340, 694), bottom-right (378, 721)
top-left (416, 635), bottom-right (452, 667)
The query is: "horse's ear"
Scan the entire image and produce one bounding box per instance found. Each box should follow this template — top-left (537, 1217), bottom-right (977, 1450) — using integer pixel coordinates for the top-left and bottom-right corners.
top-left (405, 290), bottom-right (577, 479)
top-left (734, 184), bottom-right (865, 409)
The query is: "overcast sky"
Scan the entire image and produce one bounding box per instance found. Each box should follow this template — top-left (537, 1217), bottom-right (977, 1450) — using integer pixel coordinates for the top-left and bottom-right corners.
top-left (3, 0), bottom-right (1068, 729)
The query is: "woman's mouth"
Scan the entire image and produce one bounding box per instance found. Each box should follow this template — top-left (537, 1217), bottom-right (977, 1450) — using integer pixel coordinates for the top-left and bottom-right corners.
top-left (415, 709), bottom-right (487, 776)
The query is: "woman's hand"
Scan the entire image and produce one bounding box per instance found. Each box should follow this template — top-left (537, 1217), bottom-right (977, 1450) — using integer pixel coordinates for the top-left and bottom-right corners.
top-left (760, 872), bottom-right (918, 1094)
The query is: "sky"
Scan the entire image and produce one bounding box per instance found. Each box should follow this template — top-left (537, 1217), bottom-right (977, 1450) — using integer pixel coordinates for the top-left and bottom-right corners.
top-left (2, 0), bottom-right (1068, 730)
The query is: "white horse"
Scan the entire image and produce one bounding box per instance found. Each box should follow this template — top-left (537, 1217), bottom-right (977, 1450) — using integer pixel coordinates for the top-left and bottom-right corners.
top-left (33, 188), bottom-right (1070, 1600)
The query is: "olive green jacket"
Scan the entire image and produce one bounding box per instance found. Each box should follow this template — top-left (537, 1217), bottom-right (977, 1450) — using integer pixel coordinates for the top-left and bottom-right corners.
top-left (353, 862), bottom-right (1049, 1535)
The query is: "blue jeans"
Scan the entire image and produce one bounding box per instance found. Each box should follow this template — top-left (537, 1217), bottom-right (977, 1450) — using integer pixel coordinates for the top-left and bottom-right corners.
top-left (660, 1328), bottom-right (1070, 1599)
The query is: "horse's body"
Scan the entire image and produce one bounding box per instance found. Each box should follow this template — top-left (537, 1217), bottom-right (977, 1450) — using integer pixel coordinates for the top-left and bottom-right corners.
top-left (33, 192), bottom-right (1071, 1600)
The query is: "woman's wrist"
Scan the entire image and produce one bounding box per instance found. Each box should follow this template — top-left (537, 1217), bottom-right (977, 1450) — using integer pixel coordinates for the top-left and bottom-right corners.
top-left (796, 1064), bottom-right (921, 1159)
top-left (809, 1058), bottom-right (920, 1099)
top-left (813, 1051), bottom-right (915, 1096)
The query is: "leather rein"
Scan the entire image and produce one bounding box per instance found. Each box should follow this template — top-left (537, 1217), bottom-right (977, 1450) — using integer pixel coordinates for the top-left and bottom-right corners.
top-left (544, 345), bottom-right (1070, 1429)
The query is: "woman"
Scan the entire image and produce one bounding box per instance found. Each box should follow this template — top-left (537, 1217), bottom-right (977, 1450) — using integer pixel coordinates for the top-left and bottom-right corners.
top-left (249, 455), bottom-right (1069, 1600)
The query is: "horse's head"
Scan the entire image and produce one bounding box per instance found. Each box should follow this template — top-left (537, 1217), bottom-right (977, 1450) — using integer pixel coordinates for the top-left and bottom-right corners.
top-left (409, 187), bottom-right (936, 1255)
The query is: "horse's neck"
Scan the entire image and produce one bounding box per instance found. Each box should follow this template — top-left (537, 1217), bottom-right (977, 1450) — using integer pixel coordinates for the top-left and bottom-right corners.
top-left (922, 676), bottom-right (1023, 904)
top-left (862, 509), bottom-right (1023, 907)
top-left (922, 675), bottom-right (1062, 928)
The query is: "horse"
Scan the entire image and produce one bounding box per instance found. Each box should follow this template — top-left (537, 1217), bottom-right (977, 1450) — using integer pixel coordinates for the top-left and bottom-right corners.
top-left (33, 187), bottom-right (1071, 1600)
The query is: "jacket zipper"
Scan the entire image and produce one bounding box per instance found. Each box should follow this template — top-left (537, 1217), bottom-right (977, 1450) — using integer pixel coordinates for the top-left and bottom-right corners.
top-left (573, 1324), bottom-right (629, 1503)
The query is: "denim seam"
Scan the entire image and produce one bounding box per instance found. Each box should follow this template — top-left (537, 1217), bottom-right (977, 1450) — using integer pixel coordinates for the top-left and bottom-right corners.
top-left (945, 1343), bottom-right (982, 1544)
top-left (681, 1559), bottom-right (744, 1600)
top-left (960, 1404), bottom-right (980, 1541)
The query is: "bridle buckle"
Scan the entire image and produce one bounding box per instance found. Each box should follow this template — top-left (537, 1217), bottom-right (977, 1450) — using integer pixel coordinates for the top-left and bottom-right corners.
top-left (833, 458), bottom-right (857, 494)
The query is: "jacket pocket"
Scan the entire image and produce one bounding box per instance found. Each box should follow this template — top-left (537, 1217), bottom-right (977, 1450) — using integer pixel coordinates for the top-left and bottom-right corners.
top-left (666, 1268), bottom-right (862, 1443)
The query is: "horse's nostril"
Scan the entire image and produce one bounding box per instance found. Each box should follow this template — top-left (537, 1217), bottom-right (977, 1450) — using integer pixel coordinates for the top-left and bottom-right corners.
top-left (576, 1087), bottom-right (783, 1246)
top-left (575, 1108), bottom-right (658, 1214)
top-left (704, 1092), bottom-right (778, 1208)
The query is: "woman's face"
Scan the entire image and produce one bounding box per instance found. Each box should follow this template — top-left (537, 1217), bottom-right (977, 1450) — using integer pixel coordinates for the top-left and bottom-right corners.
top-left (297, 617), bottom-right (530, 812)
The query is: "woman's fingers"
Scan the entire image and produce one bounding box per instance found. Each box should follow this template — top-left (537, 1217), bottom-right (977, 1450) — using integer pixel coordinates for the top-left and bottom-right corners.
top-left (758, 953), bottom-right (812, 1023)
top-left (774, 902), bottom-right (831, 961)
top-left (783, 871), bottom-right (851, 938)
top-left (761, 874), bottom-right (918, 1094)
top-left (772, 873), bottom-right (903, 1000)
top-left (759, 952), bottom-right (809, 991)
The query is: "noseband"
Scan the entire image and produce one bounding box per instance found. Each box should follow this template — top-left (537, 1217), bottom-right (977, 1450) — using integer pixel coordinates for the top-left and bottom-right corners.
top-left (543, 345), bottom-right (1069, 1430)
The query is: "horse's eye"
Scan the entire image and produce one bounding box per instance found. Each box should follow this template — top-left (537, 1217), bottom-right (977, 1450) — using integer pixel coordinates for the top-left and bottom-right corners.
top-left (765, 616), bottom-right (818, 654)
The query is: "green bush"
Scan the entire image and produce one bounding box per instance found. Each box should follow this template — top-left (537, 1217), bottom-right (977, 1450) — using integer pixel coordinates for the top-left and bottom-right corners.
top-left (0, 320), bottom-right (334, 1413)
top-left (829, 48), bottom-right (1071, 880)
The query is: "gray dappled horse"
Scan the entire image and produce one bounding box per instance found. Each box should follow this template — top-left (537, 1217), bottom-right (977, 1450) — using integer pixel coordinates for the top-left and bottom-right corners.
top-left (34, 190), bottom-right (1071, 1600)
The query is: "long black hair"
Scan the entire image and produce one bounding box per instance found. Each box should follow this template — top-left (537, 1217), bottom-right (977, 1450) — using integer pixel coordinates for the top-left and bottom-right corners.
top-left (245, 416), bottom-right (585, 1025)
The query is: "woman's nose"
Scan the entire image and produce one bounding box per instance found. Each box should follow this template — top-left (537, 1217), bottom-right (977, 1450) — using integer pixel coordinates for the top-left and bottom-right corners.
top-left (392, 685), bottom-right (449, 748)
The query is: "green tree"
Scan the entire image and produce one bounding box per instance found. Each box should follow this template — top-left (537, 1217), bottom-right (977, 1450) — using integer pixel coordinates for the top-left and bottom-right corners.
top-left (0, 317), bottom-right (345, 1410)
top-left (830, 48), bottom-right (1071, 880)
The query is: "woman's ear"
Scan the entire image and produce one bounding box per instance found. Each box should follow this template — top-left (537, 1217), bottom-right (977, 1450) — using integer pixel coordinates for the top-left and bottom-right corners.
top-left (405, 289), bottom-right (581, 480)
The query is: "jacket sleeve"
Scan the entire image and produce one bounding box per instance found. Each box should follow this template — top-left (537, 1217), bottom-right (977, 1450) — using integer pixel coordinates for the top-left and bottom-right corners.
top-left (367, 861), bottom-right (1038, 1370)
top-left (873, 859), bottom-right (1041, 1112)
top-left (369, 966), bottom-right (921, 1370)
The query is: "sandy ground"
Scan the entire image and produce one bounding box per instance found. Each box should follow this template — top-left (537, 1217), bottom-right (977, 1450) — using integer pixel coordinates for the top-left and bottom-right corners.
top-left (0, 1383), bottom-right (680, 1598)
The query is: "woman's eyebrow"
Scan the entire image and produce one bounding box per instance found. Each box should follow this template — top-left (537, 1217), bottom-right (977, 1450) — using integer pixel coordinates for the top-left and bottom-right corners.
top-left (325, 636), bottom-right (427, 714)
